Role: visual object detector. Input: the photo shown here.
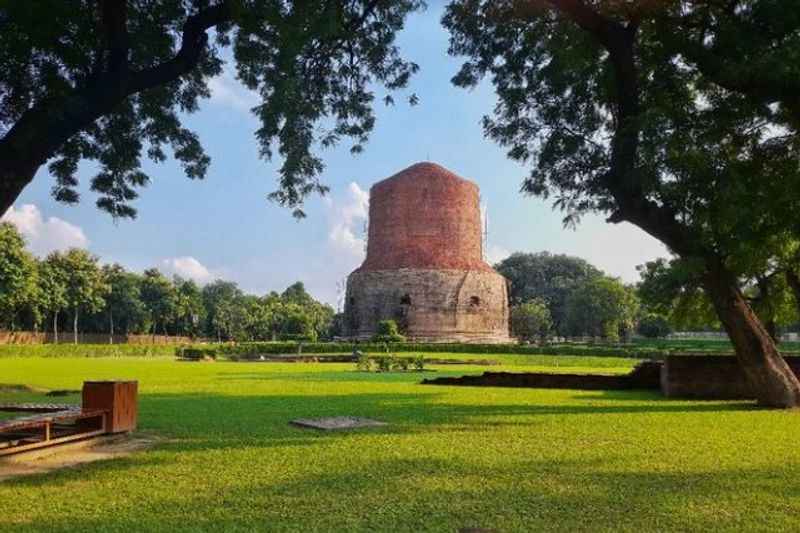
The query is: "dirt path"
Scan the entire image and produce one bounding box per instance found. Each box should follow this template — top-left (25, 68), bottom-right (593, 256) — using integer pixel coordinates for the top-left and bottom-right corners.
top-left (0, 433), bottom-right (159, 481)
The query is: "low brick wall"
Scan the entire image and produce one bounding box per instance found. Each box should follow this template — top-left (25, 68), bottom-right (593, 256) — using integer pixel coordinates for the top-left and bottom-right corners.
top-left (421, 361), bottom-right (662, 390)
top-left (661, 355), bottom-right (800, 400)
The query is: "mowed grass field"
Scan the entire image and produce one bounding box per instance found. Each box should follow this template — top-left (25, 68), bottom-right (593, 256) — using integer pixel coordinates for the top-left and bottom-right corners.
top-left (1, 355), bottom-right (799, 532)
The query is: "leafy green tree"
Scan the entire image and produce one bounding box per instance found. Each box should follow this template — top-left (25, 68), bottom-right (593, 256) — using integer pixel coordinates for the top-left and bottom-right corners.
top-left (495, 252), bottom-right (602, 335)
top-left (39, 255), bottom-right (68, 342)
top-left (174, 277), bottom-right (205, 337)
top-left (202, 279), bottom-right (243, 341)
top-left (444, 1), bottom-right (800, 406)
top-left (244, 293), bottom-right (283, 341)
top-left (47, 249), bottom-right (108, 343)
top-left (277, 302), bottom-right (318, 341)
top-left (636, 258), bottom-right (720, 333)
top-left (638, 256), bottom-right (798, 339)
top-left (565, 276), bottom-right (639, 342)
top-left (637, 314), bottom-right (672, 339)
top-left (510, 298), bottom-right (553, 342)
top-left (140, 268), bottom-right (177, 337)
top-left (102, 264), bottom-right (146, 341)
top-left (0, 1), bottom-right (423, 217)
top-left (281, 282), bottom-right (314, 306)
top-left (0, 222), bottom-right (38, 330)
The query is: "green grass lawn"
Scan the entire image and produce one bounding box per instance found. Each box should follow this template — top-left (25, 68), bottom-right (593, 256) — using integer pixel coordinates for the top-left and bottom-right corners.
top-left (1, 356), bottom-right (799, 532)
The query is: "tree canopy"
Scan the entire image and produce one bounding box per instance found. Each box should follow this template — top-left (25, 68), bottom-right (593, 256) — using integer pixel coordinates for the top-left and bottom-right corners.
top-left (444, 0), bottom-right (800, 407)
top-left (564, 275), bottom-right (639, 342)
top-left (509, 298), bottom-right (552, 342)
top-left (0, 0), bottom-right (424, 217)
top-left (0, 222), bottom-right (37, 329)
top-left (495, 252), bottom-right (601, 335)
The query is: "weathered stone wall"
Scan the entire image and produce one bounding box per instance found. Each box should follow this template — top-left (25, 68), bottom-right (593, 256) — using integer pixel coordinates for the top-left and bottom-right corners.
top-left (344, 268), bottom-right (510, 343)
top-left (661, 355), bottom-right (800, 399)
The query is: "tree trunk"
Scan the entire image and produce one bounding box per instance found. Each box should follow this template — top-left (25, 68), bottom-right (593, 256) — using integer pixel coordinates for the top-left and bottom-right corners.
top-left (753, 276), bottom-right (779, 343)
top-left (0, 163), bottom-right (39, 217)
top-left (703, 260), bottom-right (800, 408)
top-left (109, 309), bottom-right (114, 345)
top-left (73, 308), bottom-right (79, 345)
top-left (786, 270), bottom-right (800, 319)
top-left (765, 319), bottom-right (778, 344)
top-left (53, 311), bottom-right (59, 344)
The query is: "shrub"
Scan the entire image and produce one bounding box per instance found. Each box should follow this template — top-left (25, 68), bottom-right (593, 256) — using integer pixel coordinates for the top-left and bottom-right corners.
top-left (637, 314), bottom-right (673, 338)
top-left (371, 320), bottom-right (406, 343)
top-left (355, 350), bottom-right (371, 371)
top-left (413, 355), bottom-right (425, 371)
top-left (375, 355), bottom-right (394, 372)
top-left (179, 347), bottom-right (218, 360)
top-left (510, 299), bottom-right (553, 342)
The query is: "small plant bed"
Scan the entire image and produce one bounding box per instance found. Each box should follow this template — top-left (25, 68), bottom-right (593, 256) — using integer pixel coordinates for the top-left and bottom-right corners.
top-left (229, 354), bottom-right (357, 363)
top-left (355, 353), bottom-right (428, 372)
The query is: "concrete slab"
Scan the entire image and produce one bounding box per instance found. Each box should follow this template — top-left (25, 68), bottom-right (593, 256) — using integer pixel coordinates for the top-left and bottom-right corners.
top-left (290, 416), bottom-right (387, 431)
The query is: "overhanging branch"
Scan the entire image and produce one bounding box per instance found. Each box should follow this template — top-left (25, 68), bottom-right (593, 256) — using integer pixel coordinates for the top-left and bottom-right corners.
top-left (128, 2), bottom-right (233, 94)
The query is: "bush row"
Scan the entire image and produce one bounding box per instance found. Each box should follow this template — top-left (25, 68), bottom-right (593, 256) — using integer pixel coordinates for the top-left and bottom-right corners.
top-left (176, 341), bottom-right (676, 360)
top-left (3, 339), bottom-right (796, 360)
top-left (0, 343), bottom-right (178, 358)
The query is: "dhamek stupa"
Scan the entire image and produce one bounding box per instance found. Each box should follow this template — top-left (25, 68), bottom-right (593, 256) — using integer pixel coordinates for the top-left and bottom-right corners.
top-left (343, 162), bottom-right (510, 343)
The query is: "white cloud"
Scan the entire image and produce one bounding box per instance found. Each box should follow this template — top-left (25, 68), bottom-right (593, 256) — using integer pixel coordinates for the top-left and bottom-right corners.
top-left (207, 67), bottom-right (259, 112)
top-left (556, 220), bottom-right (670, 283)
top-left (326, 182), bottom-right (369, 260)
top-left (161, 256), bottom-right (215, 284)
top-left (485, 244), bottom-right (511, 265)
top-left (2, 204), bottom-right (89, 256)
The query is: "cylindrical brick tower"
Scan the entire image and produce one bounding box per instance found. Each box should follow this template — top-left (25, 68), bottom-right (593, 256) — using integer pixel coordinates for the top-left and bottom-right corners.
top-left (344, 162), bottom-right (510, 343)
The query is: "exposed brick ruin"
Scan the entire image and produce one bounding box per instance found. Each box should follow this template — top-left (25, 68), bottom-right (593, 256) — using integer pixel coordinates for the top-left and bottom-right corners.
top-left (661, 355), bottom-right (800, 400)
top-left (344, 162), bottom-right (510, 343)
top-left (421, 356), bottom-right (800, 401)
top-left (421, 361), bottom-right (663, 390)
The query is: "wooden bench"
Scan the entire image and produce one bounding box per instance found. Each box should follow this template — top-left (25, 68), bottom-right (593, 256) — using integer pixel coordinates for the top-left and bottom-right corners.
top-left (0, 381), bottom-right (137, 457)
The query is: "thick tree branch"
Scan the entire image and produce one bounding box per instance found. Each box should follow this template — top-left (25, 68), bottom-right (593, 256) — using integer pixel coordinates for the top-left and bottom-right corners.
top-left (129, 2), bottom-right (233, 94)
top-left (0, 2), bottom-right (234, 216)
top-left (99, 0), bottom-right (130, 76)
top-left (536, 2), bottom-right (698, 254)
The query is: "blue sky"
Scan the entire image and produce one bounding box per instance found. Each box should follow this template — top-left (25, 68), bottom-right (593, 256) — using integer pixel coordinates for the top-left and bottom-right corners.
top-left (3, 3), bottom-right (667, 308)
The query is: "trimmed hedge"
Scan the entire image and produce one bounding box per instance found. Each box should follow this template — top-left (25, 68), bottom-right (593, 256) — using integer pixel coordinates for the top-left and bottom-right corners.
top-left (175, 341), bottom-right (675, 361)
top-left (3, 339), bottom-right (797, 361)
top-left (0, 343), bottom-right (179, 358)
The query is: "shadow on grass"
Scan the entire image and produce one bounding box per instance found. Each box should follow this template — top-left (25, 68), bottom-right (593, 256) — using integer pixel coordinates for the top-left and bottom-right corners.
top-left (130, 389), bottom-right (756, 444)
top-left (8, 453), bottom-right (799, 532)
top-left (3, 386), bottom-right (757, 493)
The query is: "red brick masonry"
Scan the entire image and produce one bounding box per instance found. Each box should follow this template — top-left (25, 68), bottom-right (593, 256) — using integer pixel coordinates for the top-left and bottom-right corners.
top-left (357, 162), bottom-right (493, 272)
top-left (421, 356), bottom-right (800, 400)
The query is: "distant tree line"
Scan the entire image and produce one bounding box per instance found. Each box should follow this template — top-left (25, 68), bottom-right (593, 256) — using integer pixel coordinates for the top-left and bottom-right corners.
top-left (499, 251), bottom-right (800, 342)
top-left (0, 222), bottom-right (334, 342)
top-left (497, 252), bottom-right (640, 343)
